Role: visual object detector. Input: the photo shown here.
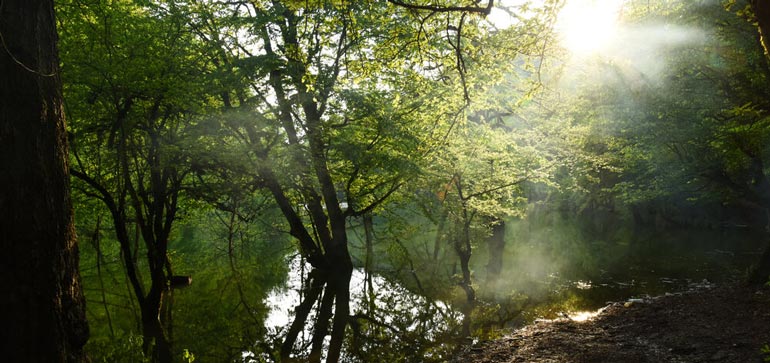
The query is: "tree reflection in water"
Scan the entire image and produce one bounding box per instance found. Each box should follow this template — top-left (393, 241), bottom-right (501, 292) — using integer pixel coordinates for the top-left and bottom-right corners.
top-left (261, 256), bottom-right (463, 362)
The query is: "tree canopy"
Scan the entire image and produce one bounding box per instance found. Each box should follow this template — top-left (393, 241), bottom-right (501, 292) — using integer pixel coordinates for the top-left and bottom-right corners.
top-left (31, 0), bottom-right (770, 361)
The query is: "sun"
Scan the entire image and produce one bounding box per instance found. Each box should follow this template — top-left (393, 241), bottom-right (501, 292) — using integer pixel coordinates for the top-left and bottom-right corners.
top-left (556, 0), bottom-right (623, 55)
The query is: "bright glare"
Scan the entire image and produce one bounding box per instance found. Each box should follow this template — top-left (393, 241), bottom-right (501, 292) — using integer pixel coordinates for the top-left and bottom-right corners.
top-left (557, 0), bottom-right (623, 55)
top-left (486, 0), bottom-right (538, 30)
top-left (488, 7), bottom-right (514, 29)
top-left (568, 310), bottom-right (600, 322)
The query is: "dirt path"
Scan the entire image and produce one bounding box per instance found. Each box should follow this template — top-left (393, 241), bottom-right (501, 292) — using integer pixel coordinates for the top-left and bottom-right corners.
top-left (455, 284), bottom-right (770, 362)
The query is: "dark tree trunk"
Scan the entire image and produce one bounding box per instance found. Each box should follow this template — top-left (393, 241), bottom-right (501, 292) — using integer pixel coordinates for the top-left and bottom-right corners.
top-left (72, 169), bottom-right (174, 362)
top-left (254, 8), bottom-right (356, 361)
top-left (141, 285), bottom-right (172, 363)
top-left (0, 0), bottom-right (89, 361)
top-left (751, 5), bottom-right (770, 263)
top-left (326, 267), bottom-right (352, 363)
top-left (742, 152), bottom-right (770, 284)
top-left (141, 304), bottom-right (172, 363)
top-left (753, 0), bottom-right (770, 56)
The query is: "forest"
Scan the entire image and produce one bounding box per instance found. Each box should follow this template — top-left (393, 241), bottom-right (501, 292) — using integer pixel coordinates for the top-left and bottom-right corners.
top-left (3, 0), bottom-right (770, 362)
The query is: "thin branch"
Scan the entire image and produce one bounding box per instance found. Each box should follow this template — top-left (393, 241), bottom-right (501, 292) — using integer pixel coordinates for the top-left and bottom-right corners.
top-left (464, 176), bottom-right (528, 201)
top-left (348, 181), bottom-right (405, 217)
top-left (386, 0), bottom-right (494, 15)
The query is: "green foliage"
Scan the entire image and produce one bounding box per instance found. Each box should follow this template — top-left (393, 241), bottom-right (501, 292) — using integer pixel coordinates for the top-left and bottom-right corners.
top-left (181, 349), bottom-right (195, 363)
top-left (77, 202), bottom-right (292, 361)
top-left (538, 0), bottom-right (770, 230)
top-left (58, 0), bottom-right (770, 360)
top-left (169, 209), bottom-right (292, 361)
top-left (761, 344), bottom-right (770, 362)
top-left (59, 1), bottom-right (235, 357)
top-left (86, 332), bottom-right (148, 363)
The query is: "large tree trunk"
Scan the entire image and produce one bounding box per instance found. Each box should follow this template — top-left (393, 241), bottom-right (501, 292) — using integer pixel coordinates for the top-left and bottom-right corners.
top-left (326, 267), bottom-right (352, 363)
top-left (141, 284), bottom-right (172, 363)
top-left (753, 0), bottom-right (770, 56)
top-left (0, 0), bottom-right (89, 361)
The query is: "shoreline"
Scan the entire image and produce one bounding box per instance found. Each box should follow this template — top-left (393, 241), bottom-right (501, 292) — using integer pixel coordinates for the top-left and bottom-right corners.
top-left (455, 283), bottom-right (770, 362)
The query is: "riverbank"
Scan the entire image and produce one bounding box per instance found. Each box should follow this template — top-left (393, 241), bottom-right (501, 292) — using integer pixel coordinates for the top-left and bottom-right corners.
top-left (455, 283), bottom-right (770, 362)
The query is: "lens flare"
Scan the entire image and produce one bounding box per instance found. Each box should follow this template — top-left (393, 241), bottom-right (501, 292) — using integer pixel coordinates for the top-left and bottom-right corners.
top-left (557, 0), bottom-right (623, 55)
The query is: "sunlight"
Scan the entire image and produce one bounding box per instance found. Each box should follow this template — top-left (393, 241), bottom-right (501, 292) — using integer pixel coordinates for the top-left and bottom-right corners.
top-left (488, 6), bottom-right (514, 29)
top-left (568, 310), bottom-right (600, 322)
top-left (556, 0), bottom-right (623, 55)
top-left (486, 0), bottom-right (544, 30)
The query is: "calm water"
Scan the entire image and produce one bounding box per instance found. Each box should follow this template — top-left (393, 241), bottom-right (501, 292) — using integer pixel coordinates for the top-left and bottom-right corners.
top-left (501, 227), bottom-right (767, 321)
top-left (253, 225), bottom-right (767, 361)
top-left (265, 256), bottom-right (459, 329)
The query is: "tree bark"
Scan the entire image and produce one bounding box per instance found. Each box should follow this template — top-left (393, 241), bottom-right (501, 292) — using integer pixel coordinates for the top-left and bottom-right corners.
top-left (0, 0), bottom-right (88, 361)
top-left (141, 299), bottom-right (172, 363)
top-left (327, 269), bottom-right (352, 363)
top-left (141, 285), bottom-right (172, 363)
top-left (740, 0), bottom-right (770, 279)
top-left (752, 0), bottom-right (770, 56)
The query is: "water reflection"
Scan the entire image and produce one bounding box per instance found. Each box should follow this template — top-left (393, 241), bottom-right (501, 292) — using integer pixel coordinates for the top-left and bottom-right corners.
top-left (262, 256), bottom-right (463, 362)
top-left (499, 227), bottom-right (766, 323)
top-left (255, 226), bottom-right (766, 361)
top-left (265, 257), bottom-right (304, 328)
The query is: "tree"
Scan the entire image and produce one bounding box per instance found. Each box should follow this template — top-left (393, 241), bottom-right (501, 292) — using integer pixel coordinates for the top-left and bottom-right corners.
top-left (190, 1), bottom-right (477, 360)
top-left (750, 0), bottom-right (770, 55)
top-left (738, 0), bottom-right (770, 282)
top-left (59, 1), bottom-right (217, 360)
top-left (0, 0), bottom-right (88, 361)
top-left (426, 119), bottom-right (547, 337)
top-left (205, 1), bottom-right (558, 356)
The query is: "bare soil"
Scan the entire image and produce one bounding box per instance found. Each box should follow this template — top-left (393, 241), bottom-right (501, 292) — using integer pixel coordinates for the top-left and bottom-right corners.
top-left (455, 284), bottom-right (770, 362)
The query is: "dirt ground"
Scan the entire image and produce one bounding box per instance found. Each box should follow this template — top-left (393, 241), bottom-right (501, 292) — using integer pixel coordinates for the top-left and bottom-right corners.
top-left (455, 283), bottom-right (770, 362)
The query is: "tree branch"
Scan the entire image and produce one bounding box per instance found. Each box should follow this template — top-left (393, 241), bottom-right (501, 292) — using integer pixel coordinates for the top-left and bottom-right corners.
top-left (387, 0), bottom-right (494, 15)
top-left (464, 176), bottom-right (528, 201)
